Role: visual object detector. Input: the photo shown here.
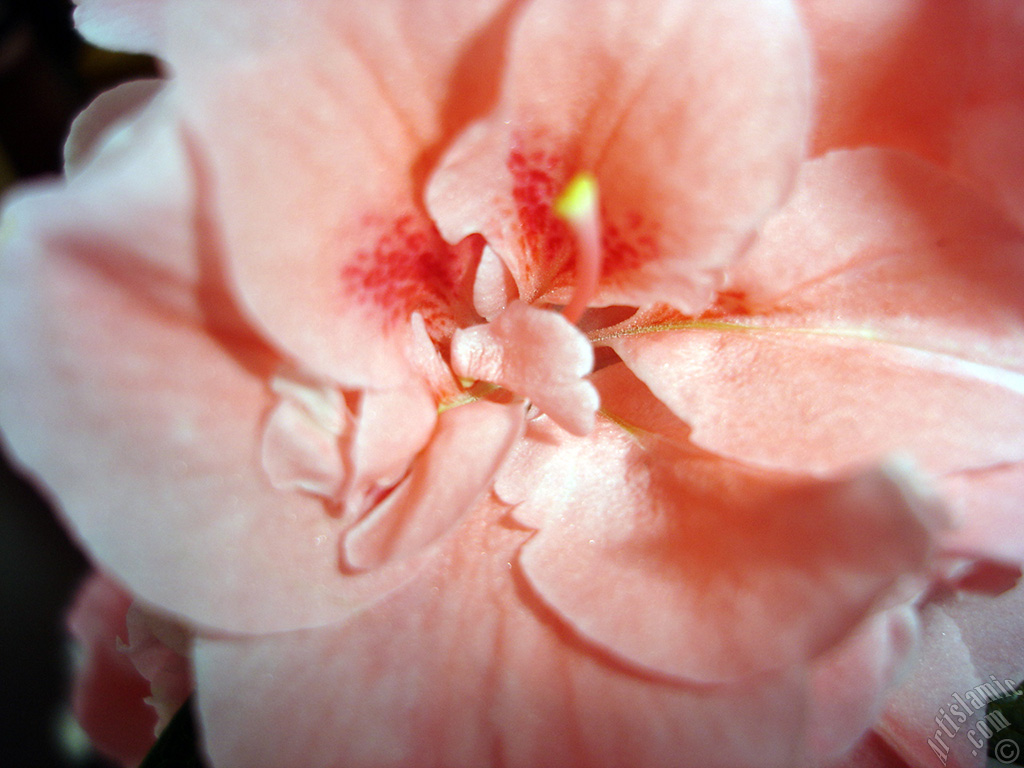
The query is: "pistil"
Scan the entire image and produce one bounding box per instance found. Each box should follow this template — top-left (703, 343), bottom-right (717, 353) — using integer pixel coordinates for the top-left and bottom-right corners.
top-left (554, 171), bottom-right (603, 324)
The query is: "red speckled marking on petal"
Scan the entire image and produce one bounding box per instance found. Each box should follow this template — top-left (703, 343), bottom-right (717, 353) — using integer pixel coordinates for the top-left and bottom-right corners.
top-left (507, 143), bottom-right (575, 293)
top-left (340, 213), bottom-right (476, 339)
top-left (601, 209), bottom-right (659, 278)
top-left (507, 136), bottom-right (661, 303)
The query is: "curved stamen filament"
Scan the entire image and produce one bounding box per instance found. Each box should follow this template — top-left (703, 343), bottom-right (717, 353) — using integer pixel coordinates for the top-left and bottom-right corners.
top-left (554, 172), bottom-right (603, 325)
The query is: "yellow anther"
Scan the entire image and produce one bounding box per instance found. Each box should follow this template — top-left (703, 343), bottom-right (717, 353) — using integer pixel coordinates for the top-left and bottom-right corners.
top-left (552, 171), bottom-right (602, 325)
top-left (554, 172), bottom-right (599, 225)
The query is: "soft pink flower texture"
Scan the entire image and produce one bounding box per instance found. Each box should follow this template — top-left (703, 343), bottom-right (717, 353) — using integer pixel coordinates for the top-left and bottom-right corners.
top-left (1, 1), bottom-right (1023, 767)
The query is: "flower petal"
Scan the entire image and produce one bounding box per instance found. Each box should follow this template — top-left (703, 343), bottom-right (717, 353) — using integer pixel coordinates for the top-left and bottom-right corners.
top-left (67, 574), bottom-right (158, 766)
top-left (194, 505), bottom-right (812, 768)
top-left (64, 79), bottom-right (163, 178)
top-left (121, 604), bottom-right (192, 733)
top-left (727, 149), bottom-right (1024, 369)
top-left (73, 0), bottom-right (168, 55)
top-left (876, 579), bottom-right (1024, 768)
top-left (342, 380), bottom-right (437, 519)
top-left (613, 329), bottom-right (1024, 477)
top-left (3, 88), bottom-right (203, 325)
top-left (796, 0), bottom-right (972, 164)
top-left (940, 463), bottom-right (1024, 564)
top-left (494, 364), bottom-right (941, 683)
top-left (342, 400), bottom-right (523, 570)
top-left (808, 607), bottom-right (920, 763)
top-left (612, 149), bottom-right (1024, 475)
top-left (451, 301), bottom-right (598, 435)
top-left (261, 377), bottom-right (347, 499)
top-left (427, 0), bottom-right (812, 312)
top-left (799, 0), bottom-right (1024, 228)
top-left (472, 244), bottom-right (518, 320)
top-left (405, 312), bottom-right (463, 404)
top-left (167, 0), bottom-right (512, 387)
top-left (953, 96), bottom-right (1024, 231)
top-left (0, 95), bottom-right (426, 634)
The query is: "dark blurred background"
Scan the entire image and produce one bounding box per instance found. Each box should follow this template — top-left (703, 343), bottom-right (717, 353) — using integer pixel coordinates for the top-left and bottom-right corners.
top-left (1, 1), bottom-right (154, 765)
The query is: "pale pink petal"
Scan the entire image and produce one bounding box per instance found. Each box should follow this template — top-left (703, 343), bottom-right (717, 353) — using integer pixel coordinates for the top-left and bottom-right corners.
top-left (269, 373), bottom-right (347, 436)
top-left (343, 379), bottom-right (437, 519)
top-left (167, 0), bottom-right (511, 387)
top-left (952, 100), bottom-right (1024, 230)
top-left (613, 330), bottom-right (1024, 477)
top-left (405, 312), bottom-right (463, 404)
top-left (949, 0), bottom-right (1024, 228)
top-left (73, 0), bottom-right (168, 55)
top-left (612, 150), bottom-right (1024, 475)
top-left (262, 398), bottom-right (344, 497)
top-left (808, 607), bottom-right (920, 763)
top-left (427, 0), bottom-right (812, 312)
top-left (0, 113), bottom-right (424, 635)
top-left (194, 504), bottom-right (812, 768)
top-left (3, 87), bottom-right (203, 325)
top-left (67, 574), bottom-right (157, 767)
top-left (451, 301), bottom-right (598, 435)
top-left (728, 150), bottom-right (1024, 369)
top-left (342, 401), bottom-right (523, 570)
top-left (940, 464), bottom-right (1024, 564)
top-left (796, 0), bottom-right (972, 164)
top-left (799, 0), bottom-right (1024, 227)
top-left (0, 227), bottom-right (432, 631)
top-left (877, 579), bottom-right (1024, 768)
top-left (494, 364), bottom-right (941, 683)
top-left (64, 79), bottom-right (163, 178)
top-left (472, 244), bottom-right (518, 320)
top-left (261, 375), bottom-right (347, 499)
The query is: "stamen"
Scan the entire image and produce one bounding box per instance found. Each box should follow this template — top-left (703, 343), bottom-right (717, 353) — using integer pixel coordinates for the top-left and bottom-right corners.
top-left (554, 171), bottom-right (603, 324)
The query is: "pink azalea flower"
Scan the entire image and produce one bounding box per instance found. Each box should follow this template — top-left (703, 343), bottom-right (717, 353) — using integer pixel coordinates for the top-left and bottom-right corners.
top-left (1, 1), bottom-right (1022, 767)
